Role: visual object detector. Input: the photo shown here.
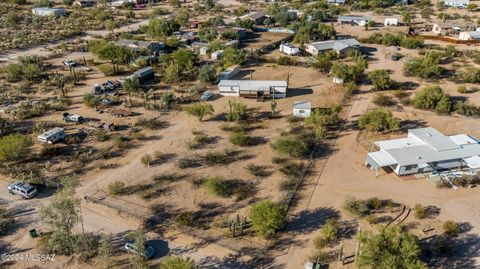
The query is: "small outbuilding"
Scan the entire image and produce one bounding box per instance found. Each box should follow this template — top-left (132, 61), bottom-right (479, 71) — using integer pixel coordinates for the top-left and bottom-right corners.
top-left (293, 101), bottom-right (311, 118)
top-left (279, 43), bottom-right (300, 55)
top-left (211, 50), bottom-right (224, 60)
top-left (218, 65), bottom-right (240, 80)
top-left (32, 7), bottom-right (66, 17)
top-left (128, 67), bottom-right (155, 83)
top-left (384, 18), bottom-right (399, 26)
top-left (444, 0), bottom-right (469, 8)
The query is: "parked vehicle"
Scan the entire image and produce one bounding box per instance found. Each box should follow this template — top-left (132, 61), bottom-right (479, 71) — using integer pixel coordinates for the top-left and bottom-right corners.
top-left (63, 60), bottom-right (77, 67)
top-left (63, 113), bottom-right (84, 123)
top-left (124, 240), bottom-right (155, 259)
top-left (37, 127), bottom-right (65, 144)
top-left (201, 90), bottom-right (213, 101)
top-left (93, 80), bottom-right (122, 95)
top-left (8, 182), bottom-right (38, 199)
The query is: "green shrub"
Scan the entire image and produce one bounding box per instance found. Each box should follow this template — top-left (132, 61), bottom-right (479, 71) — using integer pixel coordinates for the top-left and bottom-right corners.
top-left (226, 100), bottom-right (247, 122)
top-left (414, 203), bottom-right (427, 219)
top-left (108, 181), bottom-right (125, 195)
top-left (411, 85), bottom-right (452, 113)
top-left (203, 176), bottom-right (232, 197)
top-left (272, 134), bottom-right (313, 158)
top-left (97, 64), bottom-right (115, 76)
top-left (95, 130), bottom-right (109, 142)
top-left (367, 197), bottom-right (383, 210)
top-left (358, 109), bottom-right (400, 132)
top-left (0, 134), bottom-right (33, 162)
top-left (245, 164), bottom-right (271, 177)
top-left (249, 200), bottom-right (287, 238)
top-left (175, 211), bottom-right (195, 227)
top-left (373, 94), bottom-right (395, 107)
top-left (229, 131), bottom-right (250, 146)
top-left (368, 69), bottom-right (393, 91)
top-left (403, 53), bottom-right (442, 79)
top-left (442, 220), bottom-right (460, 237)
top-left (343, 196), bottom-right (370, 216)
top-left (184, 103), bottom-right (214, 121)
top-left (277, 56), bottom-right (294, 66)
top-left (457, 85), bottom-right (467, 93)
top-left (160, 256), bottom-right (195, 269)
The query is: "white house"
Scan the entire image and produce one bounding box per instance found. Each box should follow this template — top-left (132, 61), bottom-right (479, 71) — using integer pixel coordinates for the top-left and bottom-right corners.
top-left (279, 43), bottom-right (300, 55)
top-left (218, 80), bottom-right (288, 99)
top-left (305, 39), bottom-right (360, 56)
top-left (293, 101), bottom-right (311, 118)
top-left (338, 15), bottom-right (371, 26)
top-left (38, 127), bottom-right (65, 144)
top-left (32, 7), bottom-right (66, 17)
top-left (444, 0), bottom-right (469, 8)
top-left (211, 50), bottom-right (224, 60)
top-left (384, 18), bottom-right (399, 26)
top-left (327, 0), bottom-right (346, 4)
top-left (365, 127), bottom-right (480, 176)
top-left (459, 31), bottom-right (480, 40)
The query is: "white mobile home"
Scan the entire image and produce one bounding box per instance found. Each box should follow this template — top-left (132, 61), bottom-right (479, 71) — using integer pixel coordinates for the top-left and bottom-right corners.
top-left (32, 7), bottom-right (66, 17)
top-left (444, 0), bottom-right (469, 8)
top-left (279, 43), bottom-right (300, 55)
top-left (218, 80), bottom-right (288, 99)
top-left (293, 101), bottom-right (311, 118)
top-left (38, 127), bottom-right (65, 144)
top-left (338, 15), bottom-right (371, 26)
top-left (365, 127), bottom-right (480, 176)
top-left (459, 31), bottom-right (480, 40)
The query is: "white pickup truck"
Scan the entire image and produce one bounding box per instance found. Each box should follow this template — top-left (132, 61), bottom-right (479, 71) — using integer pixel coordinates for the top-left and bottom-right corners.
top-left (8, 182), bottom-right (38, 199)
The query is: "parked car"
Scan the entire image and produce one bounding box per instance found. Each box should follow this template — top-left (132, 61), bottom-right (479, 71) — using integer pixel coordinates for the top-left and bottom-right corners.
top-left (63, 60), bottom-right (77, 67)
top-left (63, 113), bottom-right (84, 124)
top-left (200, 90), bottom-right (213, 101)
top-left (124, 240), bottom-right (155, 259)
top-left (8, 182), bottom-right (38, 199)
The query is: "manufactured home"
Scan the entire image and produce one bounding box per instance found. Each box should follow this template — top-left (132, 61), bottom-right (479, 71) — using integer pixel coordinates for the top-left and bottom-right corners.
top-left (218, 80), bottom-right (288, 99)
top-left (444, 0), bottom-right (469, 8)
top-left (459, 31), bottom-right (480, 40)
top-left (365, 127), bottom-right (480, 176)
top-left (38, 127), bottom-right (65, 144)
top-left (338, 15), bottom-right (371, 26)
top-left (305, 39), bottom-right (360, 56)
top-left (32, 7), bottom-right (66, 17)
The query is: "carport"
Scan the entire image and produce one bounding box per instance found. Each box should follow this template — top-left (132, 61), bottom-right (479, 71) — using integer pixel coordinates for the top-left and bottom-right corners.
top-left (365, 151), bottom-right (398, 176)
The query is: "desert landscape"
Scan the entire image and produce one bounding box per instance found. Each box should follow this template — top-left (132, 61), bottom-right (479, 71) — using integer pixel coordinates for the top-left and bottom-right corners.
top-left (2, 0), bottom-right (480, 268)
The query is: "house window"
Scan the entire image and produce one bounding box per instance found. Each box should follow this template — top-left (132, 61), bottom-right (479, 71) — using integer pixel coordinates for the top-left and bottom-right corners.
top-left (299, 110), bottom-right (305, 114)
top-left (404, 165), bottom-right (417, 171)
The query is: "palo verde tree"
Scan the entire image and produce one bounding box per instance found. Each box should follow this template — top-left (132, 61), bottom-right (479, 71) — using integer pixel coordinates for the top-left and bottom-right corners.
top-left (249, 200), bottom-right (287, 238)
top-left (0, 134), bottom-right (33, 162)
top-left (358, 226), bottom-right (428, 269)
top-left (410, 85), bottom-right (452, 113)
top-left (358, 109), bottom-right (400, 132)
top-left (128, 229), bottom-right (148, 269)
top-left (184, 103), bottom-right (214, 121)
